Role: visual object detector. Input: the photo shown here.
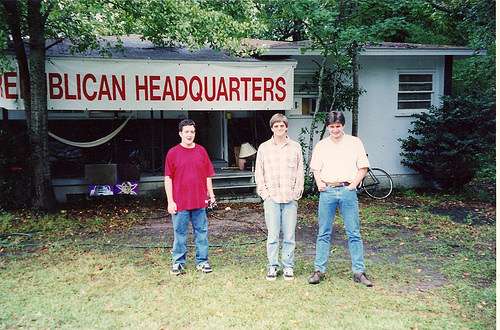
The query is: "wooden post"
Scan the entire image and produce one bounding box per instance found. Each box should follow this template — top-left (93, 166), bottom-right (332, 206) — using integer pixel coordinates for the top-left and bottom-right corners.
top-left (444, 55), bottom-right (453, 96)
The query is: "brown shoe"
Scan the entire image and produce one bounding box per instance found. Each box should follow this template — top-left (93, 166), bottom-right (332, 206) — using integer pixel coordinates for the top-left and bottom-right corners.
top-left (353, 272), bottom-right (373, 287)
top-left (308, 271), bottom-right (325, 285)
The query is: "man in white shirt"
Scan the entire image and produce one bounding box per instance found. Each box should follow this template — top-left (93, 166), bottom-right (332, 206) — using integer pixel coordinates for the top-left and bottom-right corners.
top-left (308, 111), bottom-right (373, 287)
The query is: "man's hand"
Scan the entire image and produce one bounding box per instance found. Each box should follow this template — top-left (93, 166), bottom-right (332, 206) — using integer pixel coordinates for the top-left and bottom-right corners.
top-left (316, 181), bottom-right (327, 192)
top-left (167, 201), bottom-right (177, 215)
top-left (347, 184), bottom-right (357, 191)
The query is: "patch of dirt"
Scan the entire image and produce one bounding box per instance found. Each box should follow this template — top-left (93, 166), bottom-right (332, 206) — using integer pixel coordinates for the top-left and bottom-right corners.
top-left (103, 205), bottom-right (267, 246)
top-left (430, 202), bottom-right (495, 225)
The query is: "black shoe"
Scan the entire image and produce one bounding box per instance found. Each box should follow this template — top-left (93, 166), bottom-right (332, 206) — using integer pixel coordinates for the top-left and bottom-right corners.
top-left (353, 272), bottom-right (373, 287)
top-left (308, 271), bottom-right (325, 285)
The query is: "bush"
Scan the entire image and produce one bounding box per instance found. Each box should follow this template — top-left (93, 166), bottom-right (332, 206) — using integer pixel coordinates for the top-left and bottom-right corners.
top-left (463, 151), bottom-right (495, 203)
top-left (399, 95), bottom-right (495, 190)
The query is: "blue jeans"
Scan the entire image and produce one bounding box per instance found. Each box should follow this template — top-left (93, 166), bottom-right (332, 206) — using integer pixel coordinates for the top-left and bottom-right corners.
top-left (171, 208), bottom-right (209, 266)
top-left (263, 199), bottom-right (298, 269)
top-left (314, 186), bottom-right (365, 273)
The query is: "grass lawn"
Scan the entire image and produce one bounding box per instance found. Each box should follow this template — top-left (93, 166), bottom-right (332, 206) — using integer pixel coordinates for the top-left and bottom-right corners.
top-left (0, 192), bottom-right (495, 329)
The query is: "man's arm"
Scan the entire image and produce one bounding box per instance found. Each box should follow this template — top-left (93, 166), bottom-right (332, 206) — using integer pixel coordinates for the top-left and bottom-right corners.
top-left (206, 177), bottom-right (215, 204)
top-left (313, 170), bottom-right (326, 192)
top-left (348, 168), bottom-right (368, 190)
top-left (164, 176), bottom-right (177, 214)
top-left (254, 147), bottom-right (270, 200)
top-left (293, 146), bottom-right (305, 199)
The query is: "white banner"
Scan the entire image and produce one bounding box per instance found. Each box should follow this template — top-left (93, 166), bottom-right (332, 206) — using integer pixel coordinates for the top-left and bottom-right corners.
top-left (0, 58), bottom-right (296, 111)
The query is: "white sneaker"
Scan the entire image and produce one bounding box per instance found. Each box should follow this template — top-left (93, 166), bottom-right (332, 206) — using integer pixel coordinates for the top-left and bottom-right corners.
top-left (283, 268), bottom-right (294, 281)
top-left (196, 262), bottom-right (213, 273)
top-left (266, 266), bottom-right (278, 281)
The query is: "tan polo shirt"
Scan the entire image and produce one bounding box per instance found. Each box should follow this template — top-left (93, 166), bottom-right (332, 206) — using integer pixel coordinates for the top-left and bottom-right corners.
top-left (310, 134), bottom-right (370, 183)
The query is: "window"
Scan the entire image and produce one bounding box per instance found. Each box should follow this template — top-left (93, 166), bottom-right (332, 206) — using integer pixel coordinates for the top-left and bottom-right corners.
top-left (397, 73), bottom-right (433, 111)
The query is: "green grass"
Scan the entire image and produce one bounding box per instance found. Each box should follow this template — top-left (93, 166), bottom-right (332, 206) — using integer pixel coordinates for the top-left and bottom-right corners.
top-left (0, 193), bottom-right (496, 329)
top-left (0, 246), bottom-right (471, 329)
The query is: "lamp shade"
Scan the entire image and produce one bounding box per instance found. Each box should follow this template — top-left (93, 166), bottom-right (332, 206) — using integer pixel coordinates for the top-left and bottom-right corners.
top-left (238, 142), bottom-right (257, 158)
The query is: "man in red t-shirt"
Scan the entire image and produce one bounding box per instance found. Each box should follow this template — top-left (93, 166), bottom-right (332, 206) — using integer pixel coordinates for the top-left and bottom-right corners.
top-left (164, 119), bottom-right (216, 275)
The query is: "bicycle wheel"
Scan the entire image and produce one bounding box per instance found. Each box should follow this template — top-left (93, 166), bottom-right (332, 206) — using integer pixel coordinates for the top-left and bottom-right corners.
top-left (362, 168), bottom-right (393, 199)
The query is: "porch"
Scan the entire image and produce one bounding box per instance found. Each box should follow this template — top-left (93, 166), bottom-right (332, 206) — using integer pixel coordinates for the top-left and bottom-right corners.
top-left (52, 168), bottom-right (259, 203)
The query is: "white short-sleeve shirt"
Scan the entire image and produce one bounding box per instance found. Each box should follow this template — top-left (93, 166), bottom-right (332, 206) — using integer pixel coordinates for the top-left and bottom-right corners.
top-left (310, 134), bottom-right (370, 183)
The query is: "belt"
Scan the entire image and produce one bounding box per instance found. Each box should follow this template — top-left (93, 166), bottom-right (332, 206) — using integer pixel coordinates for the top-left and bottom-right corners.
top-left (325, 181), bottom-right (350, 188)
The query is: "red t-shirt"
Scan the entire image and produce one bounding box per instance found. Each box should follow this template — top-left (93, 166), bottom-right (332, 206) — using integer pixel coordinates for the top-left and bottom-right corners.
top-left (164, 144), bottom-right (215, 212)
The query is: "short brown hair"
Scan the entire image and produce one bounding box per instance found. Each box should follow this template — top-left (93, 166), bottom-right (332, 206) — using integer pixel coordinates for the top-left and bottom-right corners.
top-left (269, 113), bottom-right (288, 128)
top-left (327, 111), bottom-right (345, 125)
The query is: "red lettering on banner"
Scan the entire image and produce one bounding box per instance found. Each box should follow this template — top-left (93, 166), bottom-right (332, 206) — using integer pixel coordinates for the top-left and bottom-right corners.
top-left (162, 76), bottom-right (174, 100)
top-left (263, 77), bottom-right (274, 101)
top-left (0, 73), bottom-right (11, 99)
top-left (149, 76), bottom-right (161, 101)
top-left (76, 74), bottom-right (82, 99)
top-left (189, 76), bottom-right (203, 102)
top-left (175, 76), bottom-right (187, 101)
top-left (204, 76), bottom-right (216, 101)
top-left (3, 72), bottom-right (17, 99)
top-left (216, 77), bottom-right (228, 101)
top-left (275, 76), bottom-right (286, 101)
top-left (240, 77), bottom-right (251, 101)
top-left (1, 71), bottom-right (290, 107)
top-left (112, 75), bottom-right (126, 100)
top-left (228, 77), bottom-right (240, 101)
top-left (252, 77), bottom-right (262, 101)
top-left (64, 73), bottom-right (77, 100)
top-left (83, 74), bottom-right (97, 100)
top-left (48, 73), bottom-right (63, 99)
top-left (135, 75), bottom-right (148, 101)
top-left (98, 75), bottom-right (112, 100)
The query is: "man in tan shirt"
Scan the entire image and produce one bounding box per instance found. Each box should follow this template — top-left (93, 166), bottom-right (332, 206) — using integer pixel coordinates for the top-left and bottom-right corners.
top-left (308, 111), bottom-right (373, 287)
top-left (255, 113), bottom-right (304, 281)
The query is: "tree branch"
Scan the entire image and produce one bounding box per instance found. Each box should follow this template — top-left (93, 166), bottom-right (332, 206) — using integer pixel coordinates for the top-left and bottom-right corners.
top-left (45, 37), bottom-right (64, 50)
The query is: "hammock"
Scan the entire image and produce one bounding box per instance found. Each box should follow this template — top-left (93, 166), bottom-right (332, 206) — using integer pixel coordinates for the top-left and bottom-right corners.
top-left (48, 113), bottom-right (133, 148)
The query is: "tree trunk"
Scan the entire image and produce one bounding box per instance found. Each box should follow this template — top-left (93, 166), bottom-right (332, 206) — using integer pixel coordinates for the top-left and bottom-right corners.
top-left (28, 0), bottom-right (55, 211)
top-left (2, 0), bottom-right (32, 126)
top-left (305, 56), bottom-right (327, 173)
top-left (351, 43), bottom-right (359, 137)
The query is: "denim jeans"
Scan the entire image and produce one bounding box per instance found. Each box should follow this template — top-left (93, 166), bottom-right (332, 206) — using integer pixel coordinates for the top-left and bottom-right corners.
top-left (263, 199), bottom-right (298, 269)
top-left (171, 208), bottom-right (209, 266)
top-left (314, 186), bottom-right (365, 273)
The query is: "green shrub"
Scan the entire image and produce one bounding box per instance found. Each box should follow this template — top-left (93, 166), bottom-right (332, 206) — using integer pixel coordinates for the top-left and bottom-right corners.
top-left (463, 151), bottom-right (495, 203)
top-left (399, 95), bottom-right (495, 190)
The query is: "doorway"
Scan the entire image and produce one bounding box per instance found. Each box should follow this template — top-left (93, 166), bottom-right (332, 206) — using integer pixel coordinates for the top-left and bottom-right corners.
top-left (188, 111), bottom-right (226, 164)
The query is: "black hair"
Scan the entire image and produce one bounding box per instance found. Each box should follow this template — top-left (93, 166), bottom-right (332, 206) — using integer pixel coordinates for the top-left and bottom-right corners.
top-left (178, 119), bottom-right (196, 132)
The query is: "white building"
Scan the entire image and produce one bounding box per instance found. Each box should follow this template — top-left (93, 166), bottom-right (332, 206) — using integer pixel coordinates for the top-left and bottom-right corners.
top-left (251, 39), bottom-right (481, 187)
top-left (0, 36), bottom-right (480, 201)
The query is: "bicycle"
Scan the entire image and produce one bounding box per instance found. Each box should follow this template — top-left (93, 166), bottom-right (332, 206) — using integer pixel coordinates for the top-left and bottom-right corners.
top-left (360, 167), bottom-right (393, 199)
